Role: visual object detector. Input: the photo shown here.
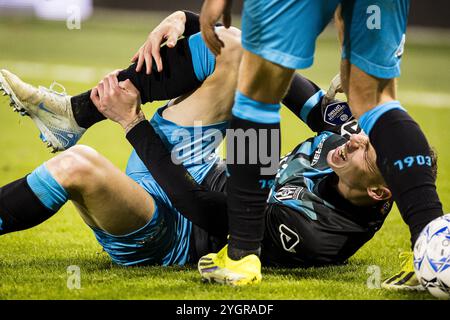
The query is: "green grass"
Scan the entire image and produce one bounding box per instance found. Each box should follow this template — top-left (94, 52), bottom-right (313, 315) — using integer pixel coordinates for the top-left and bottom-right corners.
top-left (0, 10), bottom-right (450, 300)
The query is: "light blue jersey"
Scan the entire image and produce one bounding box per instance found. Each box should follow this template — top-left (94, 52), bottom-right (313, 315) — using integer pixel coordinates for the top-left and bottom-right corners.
top-left (92, 106), bottom-right (228, 266)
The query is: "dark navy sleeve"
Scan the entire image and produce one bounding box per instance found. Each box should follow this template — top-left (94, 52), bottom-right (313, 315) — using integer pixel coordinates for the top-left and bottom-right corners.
top-left (183, 11), bottom-right (223, 37)
top-left (183, 11), bottom-right (201, 37)
top-left (126, 120), bottom-right (228, 238)
top-left (282, 74), bottom-right (354, 134)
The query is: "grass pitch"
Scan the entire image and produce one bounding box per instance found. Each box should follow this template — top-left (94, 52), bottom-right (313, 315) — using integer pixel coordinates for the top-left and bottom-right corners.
top-left (0, 10), bottom-right (449, 300)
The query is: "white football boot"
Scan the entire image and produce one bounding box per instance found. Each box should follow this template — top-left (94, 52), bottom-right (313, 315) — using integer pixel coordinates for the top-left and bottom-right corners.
top-left (0, 69), bottom-right (85, 152)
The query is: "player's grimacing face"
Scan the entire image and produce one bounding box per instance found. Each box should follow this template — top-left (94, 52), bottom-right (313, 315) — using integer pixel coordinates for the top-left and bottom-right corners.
top-left (327, 133), bottom-right (380, 190)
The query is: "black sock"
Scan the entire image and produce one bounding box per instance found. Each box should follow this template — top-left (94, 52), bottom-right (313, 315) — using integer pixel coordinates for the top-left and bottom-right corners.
top-left (369, 109), bottom-right (443, 246)
top-left (226, 116), bottom-right (280, 260)
top-left (0, 177), bottom-right (56, 235)
top-left (71, 37), bottom-right (201, 129)
top-left (71, 91), bottom-right (106, 129)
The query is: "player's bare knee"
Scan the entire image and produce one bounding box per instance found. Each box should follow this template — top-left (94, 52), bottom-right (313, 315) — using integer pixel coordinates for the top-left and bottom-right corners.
top-left (215, 27), bottom-right (243, 68)
top-left (46, 145), bottom-right (101, 190)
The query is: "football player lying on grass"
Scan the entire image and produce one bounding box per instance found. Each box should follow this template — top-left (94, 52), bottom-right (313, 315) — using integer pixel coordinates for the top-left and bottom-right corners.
top-left (0, 11), bottom-right (435, 289)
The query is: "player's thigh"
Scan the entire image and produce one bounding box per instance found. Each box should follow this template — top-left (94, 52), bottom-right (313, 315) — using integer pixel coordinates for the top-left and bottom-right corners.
top-left (241, 0), bottom-right (340, 70)
top-left (340, 0), bottom-right (410, 79)
top-left (66, 150), bottom-right (155, 236)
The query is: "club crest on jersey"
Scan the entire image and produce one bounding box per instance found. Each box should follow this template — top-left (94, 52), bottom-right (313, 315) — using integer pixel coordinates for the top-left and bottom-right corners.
top-left (274, 185), bottom-right (304, 201)
top-left (324, 102), bottom-right (353, 126)
top-left (279, 224), bottom-right (300, 253)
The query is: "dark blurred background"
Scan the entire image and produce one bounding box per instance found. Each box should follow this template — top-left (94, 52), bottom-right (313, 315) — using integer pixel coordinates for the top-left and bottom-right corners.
top-left (94, 0), bottom-right (449, 29)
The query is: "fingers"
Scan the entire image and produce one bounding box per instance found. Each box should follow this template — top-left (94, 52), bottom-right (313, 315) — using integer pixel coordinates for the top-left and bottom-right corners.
top-left (107, 74), bottom-right (119, 92)
top-left (202, 26), bottom-right (225, 56)
top-left (102, 75), bottom-right (111, 95)
top-left (144, 46), bottom-right (153, 75)
top-left (119, 79), bottom-right (138, 94)
top-left (90, 87), bottom-right (101, 109)
top-left (108, 69), bottom-right (122, 78)
top-left (97, 81), bottom-right (104, 100)
top-left (151, 45), bottom-right (162, 74)
top-left (136, 46), bottom-right (145, 73)
top-left (148, 31), bottom-right (166, 73)
top-left (166, 32), bottom-right (179, 48)
top-left (131, 51), bottom-right (139, 63)
top-left (223, 0), bottom-right (233, 28)
top-left (223, 15), bottom-right (231, 29)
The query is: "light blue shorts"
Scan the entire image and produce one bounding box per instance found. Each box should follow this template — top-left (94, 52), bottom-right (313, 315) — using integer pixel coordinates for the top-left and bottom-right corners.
top-left (242, 0), bottom-right (409, 78)
top-left (92, 106), bottom-right (228, 266)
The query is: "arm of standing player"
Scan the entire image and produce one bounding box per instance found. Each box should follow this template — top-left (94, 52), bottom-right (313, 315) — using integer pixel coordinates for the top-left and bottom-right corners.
top-left (200, 0), bottom-right (233, 55)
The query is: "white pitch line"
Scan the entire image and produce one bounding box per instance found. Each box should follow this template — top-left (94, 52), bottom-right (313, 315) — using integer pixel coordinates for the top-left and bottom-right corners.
top-left (0, 60), bottom-right (112, 84)
top-left (1, 60), bottom-right (449, 109)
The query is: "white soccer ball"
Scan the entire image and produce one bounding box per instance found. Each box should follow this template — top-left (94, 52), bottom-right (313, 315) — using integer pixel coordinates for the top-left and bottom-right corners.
top-left (413, 214), bottom-right (450, 299)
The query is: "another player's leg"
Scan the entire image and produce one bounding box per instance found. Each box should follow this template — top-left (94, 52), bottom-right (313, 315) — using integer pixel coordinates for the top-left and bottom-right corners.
top-left (0, 145), bottom-right (154, 238)
top-left (199, 52), bottom-right (292, 285)
top-left (339, 0), bottom-right (442, 250)
top-left (198, 0), bottom-right (339, 286)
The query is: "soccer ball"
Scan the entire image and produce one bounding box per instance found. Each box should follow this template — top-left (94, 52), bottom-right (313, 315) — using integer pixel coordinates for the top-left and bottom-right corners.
top-left (413, 214), bottom-right (450, 299)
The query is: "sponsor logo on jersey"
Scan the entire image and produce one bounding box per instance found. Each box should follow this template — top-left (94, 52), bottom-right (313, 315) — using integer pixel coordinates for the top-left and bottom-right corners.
top-left (279, 224), bottom-right (300, 253)
top-left (324, 102), bottom-right (353, 126)
top-left (274, 185), bottom-right (304, 201)
top-left (311, 135), bottom-right (327, 167)
top-left (340, 119), bottom-right (361, 139)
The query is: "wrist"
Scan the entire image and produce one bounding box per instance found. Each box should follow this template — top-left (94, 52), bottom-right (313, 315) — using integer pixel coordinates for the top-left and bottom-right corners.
top-left (123, 110), bottom-right (146, 134)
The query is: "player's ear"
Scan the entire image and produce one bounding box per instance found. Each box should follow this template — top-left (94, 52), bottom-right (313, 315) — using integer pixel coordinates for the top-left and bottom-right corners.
top-left (367, 185), bottom-right (392, 201)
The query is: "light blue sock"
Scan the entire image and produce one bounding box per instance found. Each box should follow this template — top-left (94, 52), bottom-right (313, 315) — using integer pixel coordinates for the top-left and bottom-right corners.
top-left (232, 91), bottom-right (281, 124)
top-left (188, 32), bottom-right (216, 82)
top-left (26, 164), bottom-right (68, 212)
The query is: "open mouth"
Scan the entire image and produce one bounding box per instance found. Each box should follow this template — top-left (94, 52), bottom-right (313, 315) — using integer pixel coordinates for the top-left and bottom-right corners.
top-left (329, 143), bottom-right (348, 167)
top-left (338, 145), bottom-right (347, 161)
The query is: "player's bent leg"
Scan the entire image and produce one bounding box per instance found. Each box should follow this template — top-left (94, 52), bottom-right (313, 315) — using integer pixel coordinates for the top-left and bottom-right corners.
top-left (163, 27), bottom-right (243, 126)
top-left (45, 145), bottom-right (155, 235)
top-left (72, 35), bottom-right (214, 131)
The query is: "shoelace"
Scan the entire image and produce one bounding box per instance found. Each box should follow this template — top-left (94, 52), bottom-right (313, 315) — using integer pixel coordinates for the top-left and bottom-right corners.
top-left (39, 81), bottom-right (67, 96)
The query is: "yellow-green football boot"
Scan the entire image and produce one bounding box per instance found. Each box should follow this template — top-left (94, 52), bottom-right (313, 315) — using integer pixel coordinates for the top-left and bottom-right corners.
top-left (198, 245), bottom-right (262, 286)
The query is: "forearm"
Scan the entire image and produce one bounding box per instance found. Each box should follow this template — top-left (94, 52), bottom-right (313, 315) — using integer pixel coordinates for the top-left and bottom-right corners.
top-left (125, 120), bottom-right (228, 237)
top-left (282, 73), bottom-right (326, 132)
top-left (282, 74), bottom-right (354, 134)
